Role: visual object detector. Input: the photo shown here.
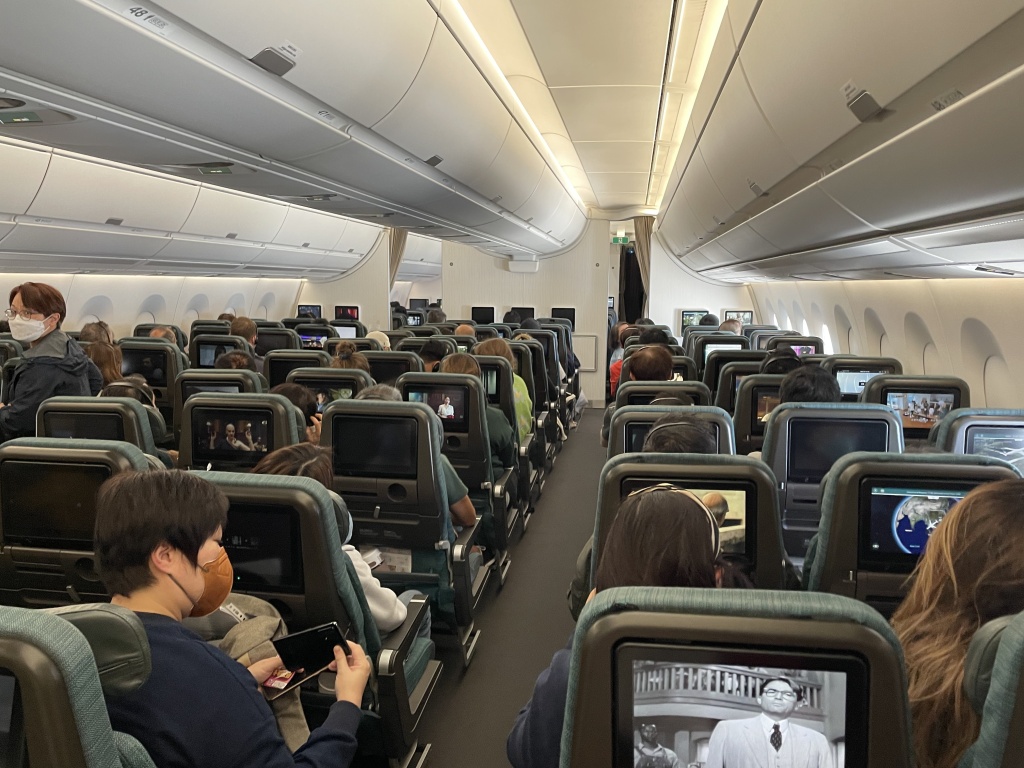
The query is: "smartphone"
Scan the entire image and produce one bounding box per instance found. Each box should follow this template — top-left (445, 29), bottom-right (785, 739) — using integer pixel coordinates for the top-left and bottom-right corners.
top-left (263, 622), bottom-right (349, 699)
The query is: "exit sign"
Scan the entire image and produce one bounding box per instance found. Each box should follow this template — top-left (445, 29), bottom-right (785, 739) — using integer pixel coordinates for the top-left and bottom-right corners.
top-left (611, 236), bottom-right (630, 244)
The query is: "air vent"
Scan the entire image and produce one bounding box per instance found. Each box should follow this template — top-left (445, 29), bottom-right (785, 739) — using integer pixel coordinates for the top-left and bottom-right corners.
top-left (975, 264), bottom-right (1022, 276)
top-left (425, 155), bottom-right (444, 167)
top-left (105, 218), bottom-right (124, 226)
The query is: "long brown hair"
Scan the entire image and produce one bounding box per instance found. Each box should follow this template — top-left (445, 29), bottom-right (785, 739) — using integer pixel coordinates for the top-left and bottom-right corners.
top-left (891, 479), bottom-right (1024, 768)
top-left (252, 443), bottom-right (333, 490)
top-left (86, 342), bottom-right (123, 386)
top-left (330, 341), bottom-right (370, 372)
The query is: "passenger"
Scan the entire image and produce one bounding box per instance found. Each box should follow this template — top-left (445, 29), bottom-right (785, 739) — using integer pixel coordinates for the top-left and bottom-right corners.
top-left (0, 282), bottom-right (103, 441)
top-left (251, 444), bottom-right (428, 638)
top-left (85, 341), bottom-right (124, 387)
top-left (454, 323), bottom-right (476, 337)
top-left (502, 310), bottom-right (522, 325)
top-left (602, 344), bottom-right (675, 447)
top-left (148, 325), bottom-right (178, 345)
top-left (330, 341), bottom-right (371, 374)
top-left (270, 383), bottom-right (321, 445)
top-left (698, 313), bottom-right (720, 327)
top-left (214, 350), bottom-right (259, 373)
top-left (417, 339), bottom-right (448, 373)
top-left (520, 318), bottom-right (542, 331)
top-left (608, 321), bottom-right (628, 366)
top-left (229, 317), bottom-right (264, 372)
top-left (760, 348), bottom-right (802, 376)
top-left (80, 320), bottom-right (115, 345)
top-left (102, 374), bottom-right (178, 466)
top-left (217, 312), bottom-right (236, 322)
top-left (892, 479), bottom-right (1024, 768)
top-left (426, 308), bottom-right (447, 324)
top-left (718, 318), bottom-right (742, 334)
top-left (608, 327), bottom-right (673, 397)
top-left (365, 330), bottom-right (391, 351)
top-left (510, 485), bottom-right (745, 768)
top-left (438, 353), bottom-right (517, 471)
top-left (95, 470), bottom-right (369, 768)
top-left (778, 365), bottom-right (841, 404)
top-left (473, 337), bottom-right (534, 441)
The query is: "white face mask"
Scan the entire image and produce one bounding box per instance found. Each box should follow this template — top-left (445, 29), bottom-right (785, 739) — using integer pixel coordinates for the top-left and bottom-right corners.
top-left (8, 315), bottom-right (50, 343)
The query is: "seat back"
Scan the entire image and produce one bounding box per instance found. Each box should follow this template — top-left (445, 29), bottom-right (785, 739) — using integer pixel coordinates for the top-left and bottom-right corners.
top-left (117, 339), bottom-right (189, 420)
top-left (562, 588), bottom-right (912, 768)
top-left (680, 325), bottom-right (717, 349)
top-left (37, 397), bottom-right (157, 455)
top-left (933, 408), bottom-right (1024, 474)
top-left (189, 319), bottom-right (229, 337)
top-left (132, 323), bottom-right (186, 350)
top-left (762, 403), bottom-right (904, 559)
top-left (0, 358), bottom-right (19, 405)
top-left (0, 340), bottom-right (23, 368)
top-left (0, 604), bottom-right (156, 768)
top-left (519, 338), bottom-right (555, 405)
top-left (254, 327), bottom-right (302, 356)
top-left (286, 367), bottom-right (373, 405)
top-left (362, 351), bottom-right (424, 386)
top-left (396, 337), bottom-right (458, 357)
top-left (615, 380), bottom-right (713, 407)
top-left (766, 335), bottom-right (824, 356)
top-left (858, 374), bottom-right (970, 440)
top-left (733, 373), bottom-right (785, 453)
top-left (806, 452), bottom-right (1020, 616)
top-left (295, 323), bottom-right (337, 352)
top-left (0, 438), bottom-right (150, 607)
top-left (406, 326), bottom-right (440, 337)
top-left (327, 337), bottom-right (380, 355)
top-left (473, 355), bottom-right (518, 438)
top-left (179, 393), bottom-right (302, 471)
top-left (713, 361), bottom-right (764, 413)
top-left (606, 405), bottom-right (736, 457)
top-left (385, 329), bottom-right (414, 348)
top-left (173, 368), bottom-right (265, 441)
top-left (692, 334), bottom-right (750, 374)
top-left (741, 323), bottom-right (779, 339)
top-left (473, 326), bottom-right (498, 341)
top-left (821, 356), bottom-right (904, 401)
top-left (622, 341), bottom-right (686, 359)
top-left (593, 452), bottom-right (787, 589)
top-left (263, 349), bottom-right (332, 388)
top-left (750, 329), bottom-right (798, 350)
top-left (404, 309), bottom-right (428, 328)
top-left (527, 329), bottom-right (561, 387)
top-left (329, 319), bottom-right (367, 338)
top-left (702, 349), bottom-right (767, 394)
top-left (188, 334), bottom-right (252, 369)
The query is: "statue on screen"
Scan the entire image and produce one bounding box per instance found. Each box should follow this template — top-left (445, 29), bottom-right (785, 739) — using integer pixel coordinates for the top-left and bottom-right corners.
top-left (705, 677), bottom-right (835, 768)
top-left (635, 723), bottom-right (679, 768)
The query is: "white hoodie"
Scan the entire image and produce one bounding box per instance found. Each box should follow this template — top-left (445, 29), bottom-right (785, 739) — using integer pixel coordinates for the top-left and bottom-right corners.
top-left (342, 544), bottom-right (407, 633)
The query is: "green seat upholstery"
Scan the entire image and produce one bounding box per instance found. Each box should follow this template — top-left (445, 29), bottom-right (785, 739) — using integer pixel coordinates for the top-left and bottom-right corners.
top-left (172, 368), bottom-right (266, 441)
top-left (0, 604), bottom-right (155, 767)
top-left (932, 409), bottom-right (1024, 475)
top-left (37, 396), bottom-right (158, 456)
top-left (733, 373), bottom-right (785, 454)
top-left (561, 587), bottom-right (913, 768)
top-left (606, 405), bottom-right (736, 458)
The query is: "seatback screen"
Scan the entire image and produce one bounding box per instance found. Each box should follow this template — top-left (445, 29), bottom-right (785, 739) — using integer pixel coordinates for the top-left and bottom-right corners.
top-left (723, 310), bottom-right (754, 324)
top-left (293, 379), bottom-right (355, 411)
top-left (406, 385), bottom-right (469, 432)
top-left (224, 502), bottom-right (304, 593)
top-left (406, 314), bottom-right (423, 326)
top-left (121, 348), bottom-right (170, 387)
top-left (787, 419), bottom-right (889, 484)
top-left (835, 368), bottom-right (891, 395)
top-left (750, 387), bottom-right (781, 436)
top-left (268, 358), bottom-right (313, 388)
top-left (703, 343), bottom-right (744, 362)
top-left (335, 326), bottom-right (357, 339)
top-left (297, 305), bottom-right (322, 319)
top-left (885, 391), bottom-right (957, 436)
top-left (332, 416), bottom-right (417, 479)
top-left (299, 333), bottom-right (328, 350)
top-left (471, 306), bottom-right (495, 324)
top-left (681, 311), bottom-right (707, 328)
top-left (334, 306), bottom-right (360, 321)
top-left (781, 343), bottom-right (818, 356)
top-left (42, 412), bottom-right (124, 441)
top-left (192, 408), bottom-right (273, 468)
top-left (965, 425), bottom-right (1024, 471)
top-left (368, 358), bottom-right (412, 387)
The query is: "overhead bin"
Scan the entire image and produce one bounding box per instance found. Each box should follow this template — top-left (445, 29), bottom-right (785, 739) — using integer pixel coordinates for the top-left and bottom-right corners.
top-left (403, 235), bottom-right (442, 265)
top-left (248, 245), bottom-right (328, 269)
top-left (181, 186), bottom-right (288, 242)
top-left (687, 13), bottom-right (737, 137)
top-left (333, 219), bottom-right (381, 256)
top-left (0, 139), bottom-right (51, 216)
top-left (154, 234), bottom-right (265, 264)
top-left (27, 153), bottom-right (199, 231)
top-left (272, 206), bottom-right (348, 251)
top-left (469, 125), bottom-right (546, 213)
top-left (679, 150), bottom-right (732, 235)
top-left (514, 169), bottom-right (568, 235)
top-left (317, 252), bottom-right (364, 273)
top-left (0, 219), bottom-right (170, 259)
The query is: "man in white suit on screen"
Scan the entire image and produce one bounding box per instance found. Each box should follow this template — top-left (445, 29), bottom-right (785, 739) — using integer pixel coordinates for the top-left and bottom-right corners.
top-left (705, 677), bottom-right (835, 768)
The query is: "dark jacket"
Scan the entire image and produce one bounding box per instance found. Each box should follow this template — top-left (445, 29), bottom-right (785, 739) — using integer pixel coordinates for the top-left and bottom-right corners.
top-left (0, 329), bottom-right (102, 440)
top-left (508, 635), bottom-right (573, 768)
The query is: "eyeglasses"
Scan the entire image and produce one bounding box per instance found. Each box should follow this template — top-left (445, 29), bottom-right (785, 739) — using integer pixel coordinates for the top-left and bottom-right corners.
top-left (3, 308), bottom-right (40, 320)
top-left (762, 689), bottom-right (797, 700)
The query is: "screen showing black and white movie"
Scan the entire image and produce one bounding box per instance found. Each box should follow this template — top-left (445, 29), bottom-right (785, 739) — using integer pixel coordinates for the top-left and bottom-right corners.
top-left (0, 460), bottom-right (112, 549)
top-left (859, 481), bottom-right (974, 572)
top-left (704, 343), bottom-right (744, 363)
top-left (471, 306), bottom-right (495, 325)
top-left (788, 420), bottom-right (889, 484)
top-left (182, 383), bottom-right (241, 402)
top-left (335, 306), bottom-right (360, 321)
top-left (617, 644), bottom-right (865, 768)
top-left (724, 310), bottom-right (754, 325)
top-left (681, 311), bottom-right (708, 328)
top-left (42, 412), bottom-right (124, 441)
top-left (297, 305), bottom-right (322, 319)
top-left (407, 385), bottom-right (468, 432)
top-left (334, 326), bottom-right (357, 339)
top-left (481, 366), bottom-right (500, 405)
top-left (121, 347), bottom-right (170, 388)
top-left (299, 332), bottom-right (328, 350)
top-left (406, 314), bottom-right (423, 327)
top-left (192, 408), bottom-right (272, 467)
top-left (965, 425), bottom-right (1024, 472)
top-left (751, 388), bottom-right (781, 435)
top-left (885, 391), bottom-right (956, 434)
top-left (835, 369), bottom-right (889, 396)
top-left (224, 502), bottom-right (304, 593)
top-left (368, 359), bottom-right (411, 387)
top-left (332, 415), bottom-right (417, 479)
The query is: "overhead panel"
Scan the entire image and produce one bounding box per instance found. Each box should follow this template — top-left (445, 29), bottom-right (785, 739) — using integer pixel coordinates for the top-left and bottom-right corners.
top-left (181, 187), bottom-right (288, 242)
top-left (403, 234), bottom-right (442, 264)
top-left (27, 153), bottom-right (199, 231)
top-left (155, 0), bottom-right (438, 128)
top-left (656, 198), bottom-right (703, 255)
top-left (746, 186), bottom-right (878, 256)
top-left (924, 239), bottom-right (1024, 265)
top-left (373, 25), bottom-right (510, 187)
top-left (272, 206), bottom-right (347, 251)
top-left (0, 139), bottom-right (51, 215)
top-left (0, 219), bottom-right (170, 258)
top-left (417, 192), bottom-right (501, 228)
top-left (688, 11), bottom-right (738, 135)
top-left (680, 149), bottom-right (733, 234)
top-left (155, 234), bottom-right (265, 264)
top-left (334, 219), bottom-right (381, 256)
top-left (543, 194), bottom-right (583, 242)
top-left (716, 224), bottom-right (778, 262)
top-left (514, 169), bottom-right (566, 231)
top-left (247, 245), bottom-right (328, 269)
top-left (472, 124), bottom-right (546, 212)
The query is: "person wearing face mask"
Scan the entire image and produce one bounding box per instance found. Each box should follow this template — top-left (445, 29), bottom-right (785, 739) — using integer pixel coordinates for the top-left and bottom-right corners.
top-left (95, 470), bottom-right (370, 768)
top-left (0, 282), bottom-right (102, 441)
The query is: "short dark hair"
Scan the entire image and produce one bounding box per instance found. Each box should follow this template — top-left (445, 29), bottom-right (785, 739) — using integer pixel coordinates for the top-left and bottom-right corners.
top-left (214, 350), bottom-right (258, 372)
top-left (94, 471), bottom-right (228, 597)
top-left (217, 313), bottom-right (236, 322)
top-left (642, 413), bottom-right (717, 453)
top-left (502, 311), bottom-right (521, 325)
top-left (629, 346), bottom-right (673, 382)
top-left (698, 313), bottom-right (720, 327)
top-left (252, 443), bottom-right (333, 490)
top-left (761, 349), bottom-right (802, 375)
top-left (426, 309), bottom-right (447, 324)
top-left (760, 677), bottom-right (803, 700)
top-left (638, 328), bottom-right (671, 346)
top-left (779, 366), bottom-right (841, 404)
top-left (520, 318), bottom-right (541, 330)
top-left (418, 339), bottom-right (449, 364)
top-left (270, 383), bottom-right (317, 427)
top-left (230, 317), bottom-right (257, 341)
top-left (10, 282), bottom-right (67, 325)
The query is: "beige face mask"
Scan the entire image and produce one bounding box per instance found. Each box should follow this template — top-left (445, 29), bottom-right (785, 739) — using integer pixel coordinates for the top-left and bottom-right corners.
top-left (171, 549), bottom-right (234, 617)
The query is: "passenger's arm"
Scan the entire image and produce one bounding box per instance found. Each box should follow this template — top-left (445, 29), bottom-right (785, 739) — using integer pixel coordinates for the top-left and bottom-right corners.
top-left (450, 494), bottom-right (478, 528)
top-left (344, 548), bottom-right (407, 632)
top-left (507, 639), bottom-right (574, 768)
top-left (0, 367), bottom-right (53, 437)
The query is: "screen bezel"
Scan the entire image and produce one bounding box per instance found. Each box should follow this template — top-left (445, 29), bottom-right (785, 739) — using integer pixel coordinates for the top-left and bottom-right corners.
top-left (224, 501), bottom-right (305, 594)
top-left (787, 419), bottom-right (890, 484)
top-left (191, 408), bottom-right (274, 468)
top-left (511, 306), bottom-right (536, 321)
top-left (41, 411), bottom-right (125, 441)
top-left (834, 367), bottom-right (895, 396)
top-left (120, 347), bottom-right (171, 388)
top-left (368, 359), bottom-right (412, 386)
top-left (964, 424), bottom-right (1024, 467)
top-left (750, 386), bottom-right (781, 436)
top-left (614, 643), bottom-right (869, 768)
top-left (405, 384), bottom-right (470, 432)
top-left (882, 388), bottom-right (960, 438)
top-left (680, 310), bottom-right (709, 330)
top-left (723, 310), bottom-right (754, 324)
top-left (703, 342), bottom-right (745, 363)
top-left (856, 476), bottom-right (977, 573)
top-left (334, 305), bottom-right (360, 321)
top-left (297, 304), bottom-right (322, 319)
top-left (551, 307), bottom-right (576, 329)
top-left (331, 415), bottom-right (418, 479)
top-left (471, 306), bottom-right (495, 325)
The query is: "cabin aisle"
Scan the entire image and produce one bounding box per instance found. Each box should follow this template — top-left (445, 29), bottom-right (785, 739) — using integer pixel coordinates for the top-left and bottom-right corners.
top-left (418, 409), bottom-right (607, 766)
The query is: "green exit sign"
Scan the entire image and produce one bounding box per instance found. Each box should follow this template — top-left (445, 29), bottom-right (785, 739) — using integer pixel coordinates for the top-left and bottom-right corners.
top-left (611, 236), bottom-right (630, 245)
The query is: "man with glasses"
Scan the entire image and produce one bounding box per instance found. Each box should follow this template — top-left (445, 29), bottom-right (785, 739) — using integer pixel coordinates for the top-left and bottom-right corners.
top-left (705, 676), bottom-right (834, 768)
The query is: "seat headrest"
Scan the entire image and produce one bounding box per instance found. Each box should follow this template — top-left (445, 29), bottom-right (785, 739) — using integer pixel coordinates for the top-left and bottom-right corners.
top-left (46, 603), bottom-right (151, 698)
top-left (963, 614), bottom-right (1016, 715)
top-left (327, 489), bottom-right (353, 545)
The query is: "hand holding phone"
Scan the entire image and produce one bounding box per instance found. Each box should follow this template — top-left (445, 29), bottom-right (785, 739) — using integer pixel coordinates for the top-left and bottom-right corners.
top-left (263, 622), bottom-right (350, 700)
top-left (332, 642), bottom-right (370, 706)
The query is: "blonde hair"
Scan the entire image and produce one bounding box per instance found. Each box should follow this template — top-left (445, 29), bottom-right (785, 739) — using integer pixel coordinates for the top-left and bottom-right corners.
top-left (473, 337), bottom-right (514, 367)
top-left (891, 479), bottom-right (1024, 768)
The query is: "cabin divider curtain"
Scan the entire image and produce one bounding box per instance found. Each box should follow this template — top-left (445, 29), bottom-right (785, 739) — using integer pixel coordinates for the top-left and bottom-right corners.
top-left (632, 216), bottom-right (654, 314)
top-left (388, 228), bottom-right (408, 289)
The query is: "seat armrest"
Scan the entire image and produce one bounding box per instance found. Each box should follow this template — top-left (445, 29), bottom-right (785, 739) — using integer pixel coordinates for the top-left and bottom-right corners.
top-left (453, 518), bottom-right (480, 558)
top-left (378, 596), bottom-right (429, 671)
top-left (519, 432), bottom-right (534, 457)
top-left (493, 467), bottom-right (515, 500)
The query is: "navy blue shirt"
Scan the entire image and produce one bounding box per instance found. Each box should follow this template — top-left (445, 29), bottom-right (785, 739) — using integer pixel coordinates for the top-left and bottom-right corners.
top-left (507, 635), bottom-right (573, 768)
top-left (106, 613), bottom-right (360, 768)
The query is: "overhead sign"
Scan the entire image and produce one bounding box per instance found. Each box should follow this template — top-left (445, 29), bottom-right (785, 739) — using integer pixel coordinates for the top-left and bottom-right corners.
top-left (611, 236), bottom-right (630, 245)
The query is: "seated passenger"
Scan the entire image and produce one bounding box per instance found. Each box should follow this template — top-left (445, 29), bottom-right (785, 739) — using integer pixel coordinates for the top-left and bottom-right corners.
top-left (215, 350), bottom-right (259, 373)
top-left (85, 341), bottom-right (124, 387)
top-left (602, 344), bottom-right (675, 447)
top-left (425, 308), bottom-right (446, 324)
top-left (608, 327), bottom-right (674, 397)
top-left (80, 320), bottom-right (115, 345)
top-left (270, 382), bottom-right (321, 445)
top-left (608, 321), bottom-right (628, 366)
top-left (438, 353), bottom-right (516, 471)
top-left (718, 318), bottom-right (742, 334)
top-left (330, 341), bottom-right (371, 374)
top-left (760, 348), bottom-right (802, 375)
top-left (252, 444), bottom-right (428, 638)
top-left (365, 330), bottom-right (391, 351)
top-left (417, 339), bottom-right (448, 373)
top-left (217, 312), bottom-right (236, 322)
top-left (230, 317), bottom-right (264, 372)
top-left (778, 365), bottom-right (841, 405)
top-left (698, 313), bottom-right (720, 327)
top-left (148, 325), bottom-right (178, 345)
top-left (892, 479), bottom-right (1024, 768)
top-left (502, 310), bottom-right (521, 325)
top-left (95, 470), bottom-right (369, 768)
top-left (473, 337), bottom-right (534, 442)
top-left (454, 323), bottom-right (476, 338)
top-left (510, 485), bottom-right (747, 768)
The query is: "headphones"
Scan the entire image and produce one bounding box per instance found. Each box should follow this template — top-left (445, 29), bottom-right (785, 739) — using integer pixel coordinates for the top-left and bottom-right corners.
top-left (100, 379), bottom-right (157, 409)
top-left (625, 483), bottom-right (721, 559)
